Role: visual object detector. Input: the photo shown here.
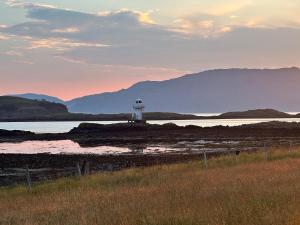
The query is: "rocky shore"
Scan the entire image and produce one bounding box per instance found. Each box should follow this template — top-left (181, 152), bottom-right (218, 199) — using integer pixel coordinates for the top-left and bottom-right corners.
top-left (1, 121), bottom-right (300, 186)
top-left (2, 121), bottom-right (300, 145)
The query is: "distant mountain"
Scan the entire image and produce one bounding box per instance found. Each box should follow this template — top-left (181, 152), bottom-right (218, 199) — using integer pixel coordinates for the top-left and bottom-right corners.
top-left (0, 96), bottom-right (68, 119)
top-left (12, 68), bottom-right (300, 114)
top-left (0, 96), bottom-right (298, 122)
top-left (0, 96), bottom-right (201, 121)
top-left (66, 67), bottom-right (300, 114)
top-left (14, 93), bottom-right (65, 104)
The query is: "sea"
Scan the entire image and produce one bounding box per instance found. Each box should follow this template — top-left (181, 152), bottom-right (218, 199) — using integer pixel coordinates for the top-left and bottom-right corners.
top-left (0, 112), bottom-right (299, 133)
top-left (0, 112), bottom-right (299, 154)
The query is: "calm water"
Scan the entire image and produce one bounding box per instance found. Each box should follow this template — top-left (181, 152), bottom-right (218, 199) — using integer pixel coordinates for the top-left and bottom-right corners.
top-left (1, 113), bottom-right (299, 155)
top-left (1, 118), bottom-right (300, 133)
top-left (0, 139), bottom-right (244, 155)
top-left (0, 140), bottom-right (180, 155)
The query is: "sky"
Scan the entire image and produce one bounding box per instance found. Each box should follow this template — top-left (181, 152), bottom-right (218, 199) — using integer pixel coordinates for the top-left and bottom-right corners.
top-left (0, 0), bottom-right (300, 100)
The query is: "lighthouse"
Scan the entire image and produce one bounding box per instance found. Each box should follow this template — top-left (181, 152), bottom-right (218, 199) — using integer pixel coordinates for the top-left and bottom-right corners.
top-left (132, 99), bottom-right (145, 123)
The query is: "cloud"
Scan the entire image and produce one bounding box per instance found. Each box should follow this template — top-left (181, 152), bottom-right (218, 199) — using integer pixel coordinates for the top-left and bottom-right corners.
top-left (170, 10), bottom-right (269, 37)
top-left (59, 26), bottom-right (300, 71)
top-left (206, 0), bottom-right (253, 16)
top-left (5, 50), bottom-right (24, 56)
top-left (2, 2), bottom-right (170, 47)
top-left (28, 38), bottom-right (109, 51)
top-left (12, 59), bottom-right (34, 65)
top-left (0, 35), bottom-right (10, 40)
top-left (52, 27), bottom-right (80, 33)
top-left (98, 9), bottom-right (156, 25)
top-left (6, 0), bottom-right (57, 9)
top-left (172, 17), bottom-right (233, 37)
top-left (55, 54), bottom-right (189, 74)
top-left (2, 0), bottom-right (300, 72)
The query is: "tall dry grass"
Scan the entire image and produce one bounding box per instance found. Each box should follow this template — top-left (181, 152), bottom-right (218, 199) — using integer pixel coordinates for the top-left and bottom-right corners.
top-left (1, 148), bottom-right (300, 225)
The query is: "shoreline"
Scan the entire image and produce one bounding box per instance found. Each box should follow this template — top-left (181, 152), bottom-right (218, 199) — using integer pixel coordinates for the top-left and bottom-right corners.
top-left (2, 121), bottom-right (300, 144)
top-left (0, 152), bottom-right (207, 186)
top-left (0, 148), bottom-right (253, 186)
top-left (0, 109), bottom-right (299, 122)
top-left (0, 115), bottom-right (298, 122)
top-left (2, 121), bottom-right (300, 186)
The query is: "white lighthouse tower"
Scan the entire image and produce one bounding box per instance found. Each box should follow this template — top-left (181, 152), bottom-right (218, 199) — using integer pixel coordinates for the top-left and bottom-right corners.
top-left (132, 99), bottom-right (145, 123)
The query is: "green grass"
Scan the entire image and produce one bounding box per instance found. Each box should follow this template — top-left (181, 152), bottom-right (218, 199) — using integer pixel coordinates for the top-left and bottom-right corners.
top-left (2, 147), bottom-right (300, 225)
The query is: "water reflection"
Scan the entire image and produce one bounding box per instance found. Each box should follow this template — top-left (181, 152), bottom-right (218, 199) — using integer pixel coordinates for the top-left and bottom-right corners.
top-left (0, 138), bottom-right (295, 155)
top-left (128, 145), bottom-right (146, 154)
top-left (0, 140), bottom-right (129, 155)
top-left (0, 140), bottom-right (181, 155)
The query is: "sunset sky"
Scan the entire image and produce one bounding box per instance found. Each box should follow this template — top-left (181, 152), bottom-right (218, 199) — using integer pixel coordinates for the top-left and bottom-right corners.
top-left (1, 0), bottom-right (300, 100)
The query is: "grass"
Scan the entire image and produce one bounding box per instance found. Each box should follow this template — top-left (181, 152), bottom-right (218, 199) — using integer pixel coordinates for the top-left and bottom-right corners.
top-left (2, 147), bottom-right (300, 225)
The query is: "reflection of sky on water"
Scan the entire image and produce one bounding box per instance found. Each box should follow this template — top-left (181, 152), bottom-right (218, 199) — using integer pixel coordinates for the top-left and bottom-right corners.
top-left (0, 139), bottom-right (246, 155)
top-left (0, 140), bottom-right (128, 155)
top-left (0, 140), bottom-right (182, 155)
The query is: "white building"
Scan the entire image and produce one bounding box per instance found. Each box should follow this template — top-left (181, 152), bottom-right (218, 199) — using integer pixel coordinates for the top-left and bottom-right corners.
top-left (132, 99), bottom-right (145, 122)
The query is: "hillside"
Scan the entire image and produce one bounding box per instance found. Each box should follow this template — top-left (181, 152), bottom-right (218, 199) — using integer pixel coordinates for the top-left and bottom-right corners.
top-left (1, 149), bottom-right (300, 225)
top-left (15, 68), bottom-right (300, 114)
top-left (0, 96), bottom-right (68, 119)
top-left (65, 67), bottom-right (300, 114)
top-left (0, 96), bottom-right (298, 121)
top-left (0, 96), bottom-right (201, 121)
top-left (14, 93), bottom-right (65, 104)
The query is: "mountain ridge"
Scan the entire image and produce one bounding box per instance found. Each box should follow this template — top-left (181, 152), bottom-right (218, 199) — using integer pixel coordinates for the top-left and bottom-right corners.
top-left (1, 96), bottom-right (300, 121)
top-left (10, 67), bottom-right (300, 114)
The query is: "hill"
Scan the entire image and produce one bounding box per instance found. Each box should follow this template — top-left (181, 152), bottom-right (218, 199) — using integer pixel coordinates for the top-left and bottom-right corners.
top-left (0, 96), bottom-right (68, 119)
top-left (15, 68), bottom-right (300, 114)
top-left (219, 109), bottom-right (291, 118)
top-left (1, 149), bottom-right (300, 225)
top-left (14, 93), bottom-right (65, 104)
top-left (66, 67), bottom-right (300, 114)
top-left (0, 95), bottom-right (297, 121)
top-left (1, 96), bottom-right (299, 122)
top-left (0, 96), bottom-right (201, 121)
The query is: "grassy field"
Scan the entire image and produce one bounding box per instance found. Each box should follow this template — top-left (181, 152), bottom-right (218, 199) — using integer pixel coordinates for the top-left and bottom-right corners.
top-left (2, 148), bottom-right (300, 225)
